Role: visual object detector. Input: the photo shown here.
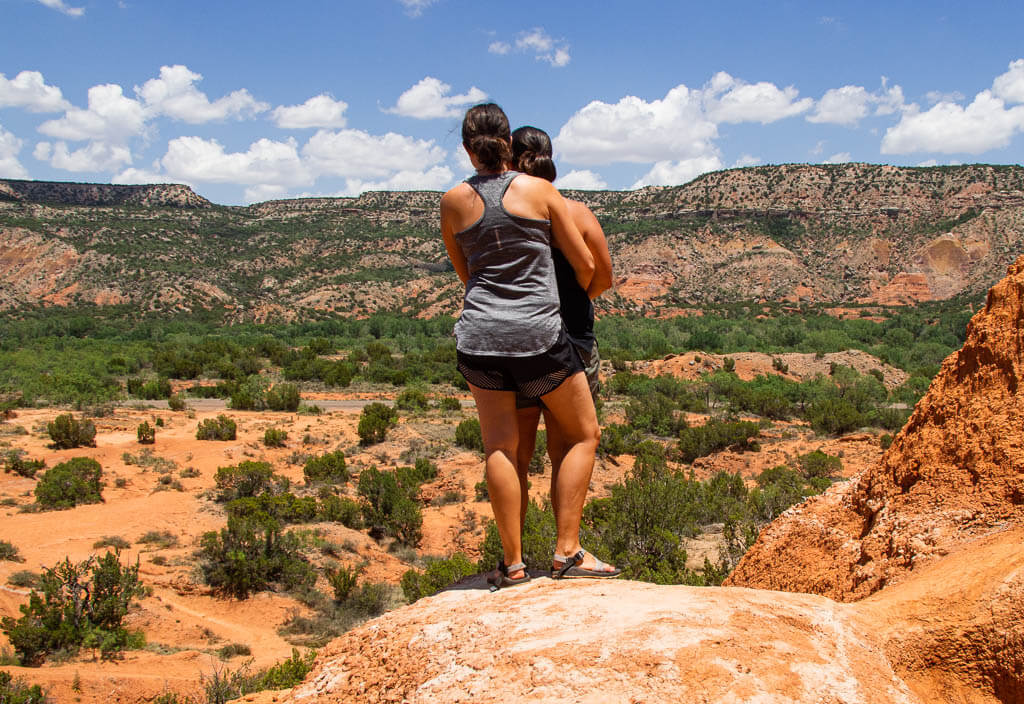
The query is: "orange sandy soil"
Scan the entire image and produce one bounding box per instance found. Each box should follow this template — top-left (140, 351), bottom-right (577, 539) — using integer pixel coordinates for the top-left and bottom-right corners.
top-left (0, 379), bottom-right (885, 703)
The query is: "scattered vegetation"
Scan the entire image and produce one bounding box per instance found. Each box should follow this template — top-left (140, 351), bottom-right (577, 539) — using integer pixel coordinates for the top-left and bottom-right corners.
top-left (46, 413), bottom-right (96, 449)
top-left (0, 551), bottom-right (145, 665)
top-left (196, 415), bottom-right (237, 441)
top-left (357, 403), bottom-right (397, 445)
top-left (34, 457), bottom-right (104, 510)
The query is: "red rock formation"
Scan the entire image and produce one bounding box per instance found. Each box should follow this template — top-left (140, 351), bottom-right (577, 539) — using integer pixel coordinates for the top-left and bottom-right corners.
top-left (728, 255), bottom-right (1024, 602)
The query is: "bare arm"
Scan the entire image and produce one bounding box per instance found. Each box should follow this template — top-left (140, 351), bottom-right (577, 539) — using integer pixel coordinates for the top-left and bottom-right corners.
top-left (542, 182), bottom-right (594, 291)
top-left (569, 200), bottom-right (612, 299)
top-left (440, 189), bottom-right (470, 285)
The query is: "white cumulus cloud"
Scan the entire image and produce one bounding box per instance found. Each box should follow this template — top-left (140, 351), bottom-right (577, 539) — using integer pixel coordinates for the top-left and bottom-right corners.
top-left (0, 125), bottom-right (29, 178)
top-left (823, 152), bottom-right (851, 164)
top-left (302, 129), bottom-right (447, 179)
top-left (272, 94), bottom-right (349, 129)
top-left (159, 135), bottom-right (312, 188)
top-left (339, 165), bottom-right (454, 196)
top-left (881, 90), bottom-right (1024, 154)
top-left (38, 83), bottom-right (146, 142)
top-left (807, 86), bottom-right (871, 126)
top-left (0, 70), bottom-right (70, 112)
top-left (555, 85), bottom-right (717, 165)
top-left (555, 169), bottom-right (608, 190)
top-left (136, 65), bottom-right (268, 123)
top-left (733, 154), bottom-right (761, 168)
top-left (704, 72), bottom-right (813, 124)
top-left (385, 77), bottom-right (487, 119)
top-left (35, 140), bottom-right (132, 172)
top-left (490, 27), bottom-right (570, 67)
top-left (37, 0), bottom-right (83, 16)
top-left (631, 155), bottom-right (723, 189)
top-left (993, 58), bottom-right (1024, 104)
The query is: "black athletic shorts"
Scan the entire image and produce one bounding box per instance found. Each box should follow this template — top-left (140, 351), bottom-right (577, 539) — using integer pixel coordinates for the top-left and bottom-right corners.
top-left (456, 327), bottom-right (584, 399)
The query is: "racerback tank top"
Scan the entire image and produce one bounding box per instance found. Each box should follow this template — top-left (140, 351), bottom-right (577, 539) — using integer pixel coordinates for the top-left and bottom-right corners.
top-left (453, 172), bottom-right (561, 356)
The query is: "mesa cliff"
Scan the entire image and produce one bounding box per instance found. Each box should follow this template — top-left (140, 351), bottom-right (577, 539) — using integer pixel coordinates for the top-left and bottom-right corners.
top-left (268, 257), bottom-right (1024, 703)
top-left (2, 163), bottom-right (1024, 317)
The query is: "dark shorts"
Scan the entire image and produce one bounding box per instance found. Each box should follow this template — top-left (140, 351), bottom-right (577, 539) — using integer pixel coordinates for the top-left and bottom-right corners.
top-left (516, 339), bottom-right (600, 409)
top-left (457, 327), bottom-right (585, 399)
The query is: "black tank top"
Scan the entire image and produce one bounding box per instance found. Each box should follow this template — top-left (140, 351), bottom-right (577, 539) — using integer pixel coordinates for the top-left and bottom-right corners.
top-left (552, 247), bottom-right (595, 349)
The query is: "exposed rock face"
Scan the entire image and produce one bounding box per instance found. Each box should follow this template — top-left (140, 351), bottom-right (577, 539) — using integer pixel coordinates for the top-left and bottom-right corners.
top-left (0, 179), bottom-right (210, 208)
top-left (281, 579), bottom-right (922, 704)
top-left (2, 164), bottom-right (1024, 317)
top-left (727, 256), bottom-right (1024, 602)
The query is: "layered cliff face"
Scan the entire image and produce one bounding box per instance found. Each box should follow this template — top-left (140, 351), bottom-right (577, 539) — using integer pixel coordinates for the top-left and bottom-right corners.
top-left (727, 255), bottom-right (1024, 601)
top-left (1, 164), bottom-right (1023, 316)
top-left (0, 179), bottom-right (210, 208)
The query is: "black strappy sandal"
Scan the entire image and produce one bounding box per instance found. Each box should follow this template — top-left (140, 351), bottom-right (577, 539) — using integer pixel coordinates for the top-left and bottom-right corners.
top-left (552, 549), bottom-right (622, 579)
top-left (488, 560), bottom-right (532, 591)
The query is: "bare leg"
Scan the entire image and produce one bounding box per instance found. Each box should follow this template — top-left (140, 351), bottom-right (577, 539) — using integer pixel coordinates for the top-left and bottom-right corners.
top-left (515, 405), bottom-right (542, 529)
top-left (540, 372), bottom-right (614, 572)
top-left (541, 406), bottom-right (569, 525)
top-left (468, 383), bottom-right (525, 579)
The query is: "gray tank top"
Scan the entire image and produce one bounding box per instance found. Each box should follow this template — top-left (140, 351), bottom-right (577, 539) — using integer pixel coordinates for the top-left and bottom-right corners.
top-left (453, 171), bottom-right (561, 356)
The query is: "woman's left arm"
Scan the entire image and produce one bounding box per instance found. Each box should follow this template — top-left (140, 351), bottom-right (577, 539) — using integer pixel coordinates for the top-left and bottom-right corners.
top-left (440, 189), bottom-right (470, 285)
top-left (543, 183), bottom-right (594, 291)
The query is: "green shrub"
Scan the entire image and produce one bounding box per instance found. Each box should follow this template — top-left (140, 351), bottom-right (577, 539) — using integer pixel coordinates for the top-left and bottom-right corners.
top-left (807, 397), bottom-right (864, 435)
top-left (357, 403), bottom-right (397, 445)
top-left (316, 493), bottom-right (362, 528)
top-left (303, 450), bottom-right (347, 484)
top-left (437, 396), bottom-right (462, 412)
top-left (675, 420), bottom-right (760, 463)
top-left (214, 461), bottom-right (283, 502)
top-left (266, 383), bottom-right (301, 412)
top-left (196, 415), bottom-right (237, 441)
top-left (879, 433), bottom-right (894, 449)
top-left (401, 553), bottom-right (477, 603)
top-left (2, 450), bottom-right (45, 479)
top-left (599, 423), bottom-right (644, 456)
top-left (256, 648), bottom-right (317, 690)
top-left (93, 536), bottom-right (130, 550)
top-left (0, 540), bottom-right (22, 562)
top-left (136, 530), bottom-right (178, 549)
top-left (0, 670), bottom-right (48, 704)
top-left (395, 388), bottom-right (430, 412)
top-left (474, 480), bottom-right (488, 501)
top-left (6, 571), bottom-right (39, 589)
top-left (197, 517), bottom-right (315, 599)
top-left (326, 565), bottom-right (359, 602)
top-left (395, 458), bottom-right (438, 492)
top-left (167, 394), bottom-right (187, 411)
top-left (217, 642), bottom-right (252, 659)
top-left (46, 414), bottom-right (97, 449)
top-left (263, 428), bottom-right (288, 448)
top-left (0, 551), bottom-right (144, 665)
top-left (357, 466), bottom-right (422, 546)
top-left (455, 417), bottom-right (483, 452)
top-left (527, 429), bottom-right (547, 474)
top-left (34, 457), bottom-right (103, 510)
top-left (137, 421), bottom-right (156, 445)
top-left (723, 357), bottom-right (736, 372)
top-left (795, 450), bottom-right (841, 483)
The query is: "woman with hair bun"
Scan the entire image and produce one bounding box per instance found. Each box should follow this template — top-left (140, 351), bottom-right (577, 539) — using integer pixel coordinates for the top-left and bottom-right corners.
top-left (440, 103), bottom-right (617, 587)
top-left (510, 125), bottom-right (617, 580)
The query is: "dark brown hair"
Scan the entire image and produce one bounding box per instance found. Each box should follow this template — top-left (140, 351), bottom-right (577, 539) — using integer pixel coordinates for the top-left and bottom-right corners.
top-left (511, 126), bottom-right (556, 182)
top-left (461, 103), bottom-right (512, 172)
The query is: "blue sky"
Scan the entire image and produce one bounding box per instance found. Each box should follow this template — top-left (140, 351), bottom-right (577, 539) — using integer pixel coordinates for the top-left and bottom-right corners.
top-left (2, 0), bottom-right (1024, 204)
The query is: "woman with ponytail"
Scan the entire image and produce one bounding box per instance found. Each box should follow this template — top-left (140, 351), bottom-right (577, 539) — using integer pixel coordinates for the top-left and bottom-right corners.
top-left (510, 125), bottom-right (617, 580)
top-left (440, 104), bottom-right (617, 587)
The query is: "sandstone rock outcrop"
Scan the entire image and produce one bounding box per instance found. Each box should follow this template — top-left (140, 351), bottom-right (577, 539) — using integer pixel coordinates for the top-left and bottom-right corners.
top-left (280, 578), bottom-right (923, 704)
top-left (727, 255), bottom-right (1024, 601)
